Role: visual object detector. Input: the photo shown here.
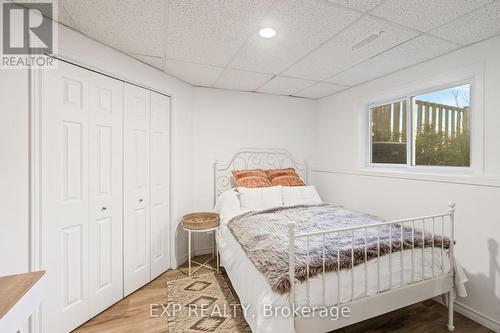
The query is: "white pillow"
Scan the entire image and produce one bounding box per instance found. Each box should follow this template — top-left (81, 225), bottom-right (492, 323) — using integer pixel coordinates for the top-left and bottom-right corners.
top-left (238, 186), bottom-right (283, 210)
top-left (214, 189), bottom-right (241, 223)
top-left (282, 185), bottom-right (322, 206)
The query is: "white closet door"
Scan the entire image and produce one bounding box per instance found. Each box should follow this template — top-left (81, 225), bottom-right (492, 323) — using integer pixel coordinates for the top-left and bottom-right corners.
top-left (123, 84), bottom-right (151, 296)
top-left (150, 92), bottom-right (171, 279)
top-left (44, 61), bottom-right (90, 333)
top-left (88, 72), bottom-right (124, 316)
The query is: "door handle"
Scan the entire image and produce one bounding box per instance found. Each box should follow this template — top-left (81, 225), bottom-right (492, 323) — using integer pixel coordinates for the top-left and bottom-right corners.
top-left (101, 206), bottom-right (107, 212)
top-left (139, 198), bottom-right (144, 203)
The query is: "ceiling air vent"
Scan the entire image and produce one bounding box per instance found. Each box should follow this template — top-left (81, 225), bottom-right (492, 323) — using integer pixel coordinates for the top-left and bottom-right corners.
top-left (351, 31), bottom-right (384, 51)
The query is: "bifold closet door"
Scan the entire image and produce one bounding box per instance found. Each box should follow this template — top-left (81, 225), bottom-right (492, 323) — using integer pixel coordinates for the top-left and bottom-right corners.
top-left (44, 61), bottom-right (124, 332)
top-left (44, 61), bottom-right (90, 333)
top-left (123, 84), bottom-right (151, 296)
top-left (150, 92), bottom-right (171, 279)
top-left (88, 72), bottom-right (124, 317)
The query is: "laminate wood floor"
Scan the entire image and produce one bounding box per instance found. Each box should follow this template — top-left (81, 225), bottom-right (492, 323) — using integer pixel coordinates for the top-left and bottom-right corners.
top-left (72, 255), bottom-right (491, 333)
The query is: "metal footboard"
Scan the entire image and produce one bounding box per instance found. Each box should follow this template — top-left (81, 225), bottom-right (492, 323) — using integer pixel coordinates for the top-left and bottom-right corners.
top-left (287, 202), bottom-right (456, 332)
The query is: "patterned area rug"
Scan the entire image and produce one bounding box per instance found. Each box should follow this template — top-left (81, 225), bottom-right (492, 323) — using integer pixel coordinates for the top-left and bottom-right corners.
top-left (166, 272), bottom-right (251, 332)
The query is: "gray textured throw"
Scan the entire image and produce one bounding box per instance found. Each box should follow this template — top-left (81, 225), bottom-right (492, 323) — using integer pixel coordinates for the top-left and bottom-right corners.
top-left (228, 204), bottom-right (450, 294)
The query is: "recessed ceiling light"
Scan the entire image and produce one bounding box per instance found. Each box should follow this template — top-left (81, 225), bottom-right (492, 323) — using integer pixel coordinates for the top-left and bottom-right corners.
top-left (259, 28), bottom-right (276, 38)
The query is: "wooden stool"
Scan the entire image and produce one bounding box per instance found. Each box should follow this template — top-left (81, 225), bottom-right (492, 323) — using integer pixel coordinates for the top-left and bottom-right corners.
top-left (181, 212), bottom-right (220, 276)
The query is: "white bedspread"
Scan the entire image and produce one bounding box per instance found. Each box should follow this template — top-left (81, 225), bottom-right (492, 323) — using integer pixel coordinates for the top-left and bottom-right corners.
top-left (215, 190), bottom-right (467, 333)
top-left (219, 214), bottom-right (467, 333)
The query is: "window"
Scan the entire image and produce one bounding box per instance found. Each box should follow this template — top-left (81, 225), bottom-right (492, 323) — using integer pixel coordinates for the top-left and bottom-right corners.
top-left (369, 83), bottom-right (471, 168)
top-left (370, 101), bottom-right (407, 164)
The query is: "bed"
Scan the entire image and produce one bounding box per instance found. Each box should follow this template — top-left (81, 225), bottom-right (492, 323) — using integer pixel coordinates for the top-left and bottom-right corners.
top-left (214, 148), bottom-right (465, 333)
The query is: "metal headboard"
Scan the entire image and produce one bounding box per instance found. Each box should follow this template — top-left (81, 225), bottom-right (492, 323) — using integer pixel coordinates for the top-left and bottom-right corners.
top-left (213, 148), bottom-right (308, 204)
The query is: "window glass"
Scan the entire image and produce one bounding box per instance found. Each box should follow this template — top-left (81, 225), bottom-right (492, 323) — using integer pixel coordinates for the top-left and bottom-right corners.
top-left (370, 101), bottom-right (407, 164)
top-left (412, 84), bottom-right (470, 167)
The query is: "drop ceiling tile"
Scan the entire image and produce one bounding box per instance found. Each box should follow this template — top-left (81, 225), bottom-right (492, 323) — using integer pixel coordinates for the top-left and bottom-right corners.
top-left (371, 0), bottom-right (494, 32)
top-left (60, 0), bottom-right (165, 56)
top-left (163, 59), bottom-right (223, 86)
top-left (256, 76), bottom-right (315, 96)
top-left (293, 82), bottom-right (349, 99)
top-left (327, 0), bottom-right (383, 12)
top-left (213, 69), bottom-right (273, 92)
top-left (327, 35), bottom-right (459, 86)
top-left (284, 51), bottom-right (364, 82)
top-left (166, 0), bottom-right (274, 67)
top-left (283, 15), bottom-right (418, 81)
top-left (57, 4), bottom-right (78, 27)
top-left (430, 1), bottom-right (500, 45)
top-left (133, 54), bottom-right (164, 70)
top-left (228, 0), bottom-right (362, 74)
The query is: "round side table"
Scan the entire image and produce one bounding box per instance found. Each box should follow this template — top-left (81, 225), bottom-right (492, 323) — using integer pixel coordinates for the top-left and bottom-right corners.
top-left (181, 212), bottom-right (220, 277)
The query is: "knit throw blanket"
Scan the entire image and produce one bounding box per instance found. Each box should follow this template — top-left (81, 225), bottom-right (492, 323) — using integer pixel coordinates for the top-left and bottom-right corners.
top-left (228, 204), bottom-right (450, 294)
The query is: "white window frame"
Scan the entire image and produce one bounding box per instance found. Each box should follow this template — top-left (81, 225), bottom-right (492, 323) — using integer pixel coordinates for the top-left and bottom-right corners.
top-left (363, 76), bottom-right (481, 176)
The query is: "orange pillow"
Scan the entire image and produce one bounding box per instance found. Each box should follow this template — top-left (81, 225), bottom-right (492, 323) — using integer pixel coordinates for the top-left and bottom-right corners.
top-left (265, 168), bottom-right (305, 186)
top-left (232, 169), bottom-right (272, 188)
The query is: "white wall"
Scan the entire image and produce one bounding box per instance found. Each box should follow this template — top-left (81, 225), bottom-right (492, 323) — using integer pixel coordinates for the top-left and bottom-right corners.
top-left (0, 69), bottom-right (30, 276)
top-left (191, 87), bottom-right (316, 253)
top-left (313, 36), bottom-right (500, 330)
top-left (0, 22), bottom-right (194, 274)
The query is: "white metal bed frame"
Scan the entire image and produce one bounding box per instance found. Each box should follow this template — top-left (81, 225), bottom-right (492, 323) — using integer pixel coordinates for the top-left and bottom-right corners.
top-left (214, 148), bottom-right (455, 333)
top-left (214, 147), bottom-right (308, 204)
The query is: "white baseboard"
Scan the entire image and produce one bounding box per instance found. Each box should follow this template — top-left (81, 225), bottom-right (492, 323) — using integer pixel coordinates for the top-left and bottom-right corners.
top-left (434, 297), bottom-right (500, 332)
top-left (454, 301), bottom-right (500, 333)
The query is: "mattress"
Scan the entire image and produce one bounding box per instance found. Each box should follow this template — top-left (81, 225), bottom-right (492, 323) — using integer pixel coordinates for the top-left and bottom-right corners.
top-left (219, 215), bottom-right (459, 333)
top-left (215, 189), bottom-right (466, 333)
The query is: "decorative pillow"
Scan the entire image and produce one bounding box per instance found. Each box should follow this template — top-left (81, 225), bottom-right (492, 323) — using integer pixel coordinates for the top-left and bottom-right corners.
top-left (282, 186), bottom-right (322, 206)
top-left (238, 186), bottom-right (283, 210)
top-left (265, 168), bottom-right (305, 186)
top-left (232, 169), bottom-right (271, 188)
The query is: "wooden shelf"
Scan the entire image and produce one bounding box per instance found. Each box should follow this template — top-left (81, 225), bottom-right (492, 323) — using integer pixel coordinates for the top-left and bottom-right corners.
top-left (0, 271), bottom-right (45, 320)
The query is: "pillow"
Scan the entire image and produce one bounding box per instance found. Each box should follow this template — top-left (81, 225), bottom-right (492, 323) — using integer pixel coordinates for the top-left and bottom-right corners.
top-left (265, 168), bottom-right (305, 186)
top-left (232, 169), bottom-right (272, 188)
top-left (238, 186), bottom-right (283, 210)
top-left (281, 185), bottom-right (322, 206)
top-left (214, 189), bottom-right (241, 223)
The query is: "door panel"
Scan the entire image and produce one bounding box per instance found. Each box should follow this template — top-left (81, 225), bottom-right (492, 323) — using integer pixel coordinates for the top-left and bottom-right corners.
top-left (62, 224), bottom-right (83, 309)
top-left (134, 208), bottom-right (148, 270)
top-left (44, 62), bottom-right (90, 333)
top-left (124, 84), bottom-right (151, 296)
top-left (96, 125), bottom-right (112, 194)
top-left (133, 129), bottom-right (148, 189)
top-left (62, 121), bottom-right (83, 200)
top-left (150, 92), bottom-right (171, 279)
top-left (88, 72), bottom-right (123, 317)
top-left (96, 217), bottom-right (112, 289)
